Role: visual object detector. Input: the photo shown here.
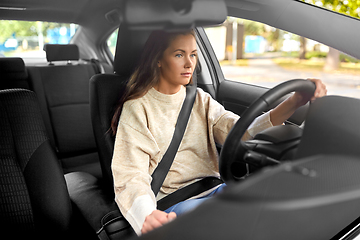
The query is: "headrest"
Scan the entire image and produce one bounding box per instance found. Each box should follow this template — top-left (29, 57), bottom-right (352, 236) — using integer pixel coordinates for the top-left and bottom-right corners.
top-left (114, 27), bottom-right (151, 77)
top-left (0, 57), bottom-right (28, 80)
top-left (45, 44), bottom-right (79, 62)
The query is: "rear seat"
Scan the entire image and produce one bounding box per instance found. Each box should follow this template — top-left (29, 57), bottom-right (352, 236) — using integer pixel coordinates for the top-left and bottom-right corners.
top-left (26, 44), bottom-right (106, 178)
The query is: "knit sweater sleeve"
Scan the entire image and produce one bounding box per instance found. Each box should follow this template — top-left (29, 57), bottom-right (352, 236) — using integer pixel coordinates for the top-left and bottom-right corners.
top-left (202, 89), bottom-right (273, 145)
top-left (112, 102), bottom-right (159, 235)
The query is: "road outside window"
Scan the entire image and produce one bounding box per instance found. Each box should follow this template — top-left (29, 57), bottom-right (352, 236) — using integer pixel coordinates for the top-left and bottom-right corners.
top-left (0, 20), bottom-right (77, 60)
top-left (107, 29), bottom-right (118, 57)
top-left (205, 18), bottom-right (360, 99)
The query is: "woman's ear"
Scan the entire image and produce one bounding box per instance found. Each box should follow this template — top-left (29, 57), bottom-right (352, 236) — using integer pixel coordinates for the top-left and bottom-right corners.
top-left (157, 61), bottom-right (161, 68)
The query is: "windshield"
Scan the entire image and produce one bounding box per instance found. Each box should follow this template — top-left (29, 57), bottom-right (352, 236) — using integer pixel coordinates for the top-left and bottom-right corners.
top-left (0, 20), bottom-right (77, 60)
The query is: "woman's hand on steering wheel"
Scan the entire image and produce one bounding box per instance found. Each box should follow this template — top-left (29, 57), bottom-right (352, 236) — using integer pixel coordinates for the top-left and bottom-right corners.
top-left (270, 78), bottom-right (327, 126)
top-left (219, 79), bottom-right (326, 183)
top-left (290, 78), bottom-right (327, 108)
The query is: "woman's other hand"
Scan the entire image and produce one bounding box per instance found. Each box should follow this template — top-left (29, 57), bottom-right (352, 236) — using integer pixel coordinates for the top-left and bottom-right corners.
top-left (270, 78), bottom-right (327, 126)
top-left (141, 210), bottom-right (177, 234)
top-left (290, 78), bottom-right (327, 109)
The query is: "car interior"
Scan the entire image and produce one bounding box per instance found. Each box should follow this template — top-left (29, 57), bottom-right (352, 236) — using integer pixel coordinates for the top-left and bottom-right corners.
top-left (2, 0), bottom-right (360, 239)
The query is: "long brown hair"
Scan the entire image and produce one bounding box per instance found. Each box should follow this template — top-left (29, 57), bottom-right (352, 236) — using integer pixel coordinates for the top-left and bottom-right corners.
top-left (110, 29), bottom-right (197, 135)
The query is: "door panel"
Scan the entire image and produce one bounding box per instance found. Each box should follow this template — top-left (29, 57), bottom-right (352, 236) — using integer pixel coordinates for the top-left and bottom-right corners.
top-left (218, 80), bottom-right (268, 116)
top-left (217, 79), bottom-right (309, 125)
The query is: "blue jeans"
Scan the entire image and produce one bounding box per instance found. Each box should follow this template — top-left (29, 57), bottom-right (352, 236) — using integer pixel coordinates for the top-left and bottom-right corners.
top-left (164, 183), bottom-right (226, 215)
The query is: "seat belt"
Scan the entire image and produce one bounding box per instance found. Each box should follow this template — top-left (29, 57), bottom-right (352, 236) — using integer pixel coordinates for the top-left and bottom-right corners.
top-left (97, 73), bottom-right (222, 240)
top-left (151, 73), bottom-right (198, 195)
top-left (83, 58), bottom-right (105, 74)
top-left (157, 176), bottom-right (222, 210)
top-left (151, 72), bottom-right (223, 208)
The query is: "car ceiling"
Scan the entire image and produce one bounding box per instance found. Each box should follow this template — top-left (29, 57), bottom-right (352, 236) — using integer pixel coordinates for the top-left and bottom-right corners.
top-left (1, 0), bottom-right (359, 60)
top-left (0, 0), bottom-right (119, 23)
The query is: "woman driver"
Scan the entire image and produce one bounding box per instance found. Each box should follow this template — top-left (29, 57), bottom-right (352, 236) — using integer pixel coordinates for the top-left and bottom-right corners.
top-left (110, 29), bottom-right (327, 235)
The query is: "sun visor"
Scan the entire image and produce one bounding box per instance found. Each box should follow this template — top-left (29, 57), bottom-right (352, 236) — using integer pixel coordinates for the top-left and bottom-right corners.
top-left (123, 0), bottom-right (227, 30)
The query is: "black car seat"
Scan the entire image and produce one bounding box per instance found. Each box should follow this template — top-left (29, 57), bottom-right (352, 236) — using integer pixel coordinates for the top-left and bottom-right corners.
top-left (0, 57), bottom-right (31, 90)
top-left (64, 27), bottom-right (151, 240)
top-left (27, 44), bottom-right (103, 178)
top-left (90, 27), bottom-right (152, 193)
top-left (0, 89), bottom-right (72, 239)
top-left (66, 27), bottom-right (222, 240)
top-left (89, 74), bottom-right (128, 194)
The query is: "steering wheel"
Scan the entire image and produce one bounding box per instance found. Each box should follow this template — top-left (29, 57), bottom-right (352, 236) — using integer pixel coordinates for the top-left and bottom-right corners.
top-left (219, 79), bottom-right (316, 183)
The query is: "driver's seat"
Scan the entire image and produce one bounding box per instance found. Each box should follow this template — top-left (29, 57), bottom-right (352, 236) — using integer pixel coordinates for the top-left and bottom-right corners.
top-left (66, 27), bottom-right (222, 240)
top-left (89, 27), bottom-right (222, 207)
top-left (90, 27), bottom-right (152, 194)
top-left (64, 27), bottom-right (153, 240)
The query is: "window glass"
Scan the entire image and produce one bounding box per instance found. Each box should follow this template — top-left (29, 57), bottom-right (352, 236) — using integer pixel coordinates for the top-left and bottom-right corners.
top-left (300, 0), bottom-right (360, 19)
top-left (204, 18), bottom-right (360, 99)
top-left (0, 20), bottom-right (77, 59)
top-left (107, 29), bottom-right (118, 57)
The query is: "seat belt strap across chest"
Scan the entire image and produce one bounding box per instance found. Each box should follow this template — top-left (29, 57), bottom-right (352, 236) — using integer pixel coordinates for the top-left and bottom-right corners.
top-left (150, 73), bottom-right (198, 195)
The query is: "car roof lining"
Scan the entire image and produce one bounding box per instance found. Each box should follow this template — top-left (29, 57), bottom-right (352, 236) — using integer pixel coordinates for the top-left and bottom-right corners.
top-left (0, 0), bottom-right (84, 23)
top-left (0, 0), bottom-right (122, 26)
top-left (1, 0), bottom-right (359, 60)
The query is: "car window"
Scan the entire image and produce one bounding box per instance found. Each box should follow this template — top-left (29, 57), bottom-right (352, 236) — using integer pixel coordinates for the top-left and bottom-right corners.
top-left (107, 29), bottom-right (118, 57)
top-left (204, 18), bottom-right (360, 99)
top-left (300, 0), bottom-right (360, 19)
top-left (0, 20), bottom-right (77, 60)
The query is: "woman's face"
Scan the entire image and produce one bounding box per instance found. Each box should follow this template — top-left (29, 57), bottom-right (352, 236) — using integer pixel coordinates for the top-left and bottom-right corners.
top-left (156, 34), bottom-right (197, 94)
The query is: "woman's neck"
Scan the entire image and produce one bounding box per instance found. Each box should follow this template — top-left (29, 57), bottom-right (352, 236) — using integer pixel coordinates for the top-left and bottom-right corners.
top-left (154, 82), bottom-right (183, 95)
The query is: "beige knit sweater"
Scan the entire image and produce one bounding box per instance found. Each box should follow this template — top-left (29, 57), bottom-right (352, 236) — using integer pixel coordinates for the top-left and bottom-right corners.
top-left (112, 86), bottom-right (272, 235)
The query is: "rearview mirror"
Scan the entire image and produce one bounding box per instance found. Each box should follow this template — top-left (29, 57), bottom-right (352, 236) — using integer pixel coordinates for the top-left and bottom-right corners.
top-left (124, 0), bottom-right (227, 30)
